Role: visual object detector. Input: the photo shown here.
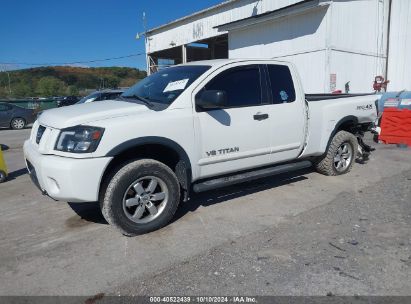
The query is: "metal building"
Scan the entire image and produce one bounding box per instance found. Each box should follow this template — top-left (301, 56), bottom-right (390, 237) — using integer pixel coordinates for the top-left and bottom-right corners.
top-left (144, 0), bottom-right (410, 93)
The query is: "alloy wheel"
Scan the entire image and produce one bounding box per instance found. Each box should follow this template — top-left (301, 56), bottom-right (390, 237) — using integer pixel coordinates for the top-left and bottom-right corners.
top-left (333, 142), bottom-right (353, 172)
top-left (122, 176), bottom-right (169, 224)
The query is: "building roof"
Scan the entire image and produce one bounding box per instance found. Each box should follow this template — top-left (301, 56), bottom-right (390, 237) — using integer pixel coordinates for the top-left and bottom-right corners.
top-left (146, 0), bottom-right (239, 34)
top-left (216, 0), bottom-right (328, 31)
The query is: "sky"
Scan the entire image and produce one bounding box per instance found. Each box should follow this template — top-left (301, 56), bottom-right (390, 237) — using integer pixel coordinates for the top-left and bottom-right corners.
top-left (0, 0), bottom-right (223, 71)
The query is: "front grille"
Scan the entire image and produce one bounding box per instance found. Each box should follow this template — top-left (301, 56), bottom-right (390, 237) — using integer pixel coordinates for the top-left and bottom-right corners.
top-left (36, 125), bottom-right (46, 144)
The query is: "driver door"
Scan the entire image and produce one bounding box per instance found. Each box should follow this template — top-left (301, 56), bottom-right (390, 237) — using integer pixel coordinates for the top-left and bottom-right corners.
top-left (194, 64), bottom-right (272, 179)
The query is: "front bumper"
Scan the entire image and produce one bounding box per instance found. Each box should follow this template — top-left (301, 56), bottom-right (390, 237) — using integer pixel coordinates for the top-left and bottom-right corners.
top-left (23, 140), bottom-right (112, 202)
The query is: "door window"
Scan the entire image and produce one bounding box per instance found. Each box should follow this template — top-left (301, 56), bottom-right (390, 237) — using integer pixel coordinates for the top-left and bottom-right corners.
top-left (203, 65), bottom-right (262, 108)
top-left (267, 65), bottom-right (296, 104)
top-left (0, 104), bottom-right (11, 111)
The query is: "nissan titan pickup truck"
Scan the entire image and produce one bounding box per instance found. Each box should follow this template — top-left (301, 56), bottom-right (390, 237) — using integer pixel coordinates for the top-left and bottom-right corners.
top-left (24, 59), bottom-right (378, 236)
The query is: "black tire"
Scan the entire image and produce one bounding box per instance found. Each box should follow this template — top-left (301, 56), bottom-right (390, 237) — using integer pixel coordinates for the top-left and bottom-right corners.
top-left (101, 159), bottom-right (180, 236)
top-left (0, 170), bottom-right (6, 183)
top-left (10, 117), bottom-right (26, 130)
top-left (315, 130), bottom-right (358, 176)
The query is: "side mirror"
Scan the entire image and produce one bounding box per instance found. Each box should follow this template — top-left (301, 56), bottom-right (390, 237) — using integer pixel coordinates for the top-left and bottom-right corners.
top-left (196, 90), bottom-right (227, 110)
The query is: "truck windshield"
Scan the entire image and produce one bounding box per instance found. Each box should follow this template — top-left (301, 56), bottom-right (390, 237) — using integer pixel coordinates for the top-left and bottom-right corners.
top-left (121, 65), bottom-right (210, 107)
top-left (76, 92), bottom-right (100, 104)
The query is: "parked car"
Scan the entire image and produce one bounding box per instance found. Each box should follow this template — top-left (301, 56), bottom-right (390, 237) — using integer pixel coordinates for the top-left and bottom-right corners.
top-left (0, 102), bottom-right (36, 129)
top-left (56, 96), bottom-right (79, 107)
top-left (24, 59), bottom-right (378, 236)
top-left (76, 89), bottom-right (124, 104)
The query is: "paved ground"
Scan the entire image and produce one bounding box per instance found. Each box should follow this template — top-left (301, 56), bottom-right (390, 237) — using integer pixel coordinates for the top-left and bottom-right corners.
top-left (0, 129), bottom-right (410, 296)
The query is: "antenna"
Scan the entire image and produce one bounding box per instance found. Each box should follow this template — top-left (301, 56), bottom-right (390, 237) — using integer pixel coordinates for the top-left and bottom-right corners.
top-left (136, 11), bottom-right (147, 40)
top-left (143, 11), bottom-right (147, 34)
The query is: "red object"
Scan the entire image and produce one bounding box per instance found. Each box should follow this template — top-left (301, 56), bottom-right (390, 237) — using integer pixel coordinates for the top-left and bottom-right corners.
top-left (379, 108), bottom-right (411, 146)
top-left (332, 90), bottom-right (342, 94)
top-left (373, 76), bottom-right (389, 92)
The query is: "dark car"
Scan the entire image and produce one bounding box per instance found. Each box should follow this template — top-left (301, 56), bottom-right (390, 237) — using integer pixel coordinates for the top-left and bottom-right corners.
top-left (0, 103), bottom-right (36, 129)
top-left (76, 89), bottom-right (125, 104)
top-left (56, 96), bottom-right (79, 107)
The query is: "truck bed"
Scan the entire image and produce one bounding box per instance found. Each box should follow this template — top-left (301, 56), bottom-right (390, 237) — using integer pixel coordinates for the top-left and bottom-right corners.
top-left (306, 93), bottom-right (376, 101)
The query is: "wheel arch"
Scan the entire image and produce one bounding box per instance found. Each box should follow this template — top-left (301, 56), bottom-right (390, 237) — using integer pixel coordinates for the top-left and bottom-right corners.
top-left (100, 137), bottom-right (192, 200)
top-left (320, 115), bottom-right (359, 156)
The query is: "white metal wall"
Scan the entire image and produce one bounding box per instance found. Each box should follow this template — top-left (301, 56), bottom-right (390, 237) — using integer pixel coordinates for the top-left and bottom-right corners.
top-left (228, 0), bottom-right (389, 93)
top-left (146, 0), bottom-right (303, 54)
top-left (327, 0), bottom-right (389, 92)
top-left (146, 0), bottom-right (409, 92)
top-left (228, 6), bottom-right (329, 92)
top-left (387, 0), bottom-right (411, 91)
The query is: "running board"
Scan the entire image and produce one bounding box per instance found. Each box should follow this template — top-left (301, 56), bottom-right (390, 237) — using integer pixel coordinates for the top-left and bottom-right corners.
top-left (192, 160), bottom-right (312, 193)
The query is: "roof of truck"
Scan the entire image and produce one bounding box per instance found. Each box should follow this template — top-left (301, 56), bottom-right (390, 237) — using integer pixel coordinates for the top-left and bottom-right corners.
top-left (180, 58), bottom-right (287, 67)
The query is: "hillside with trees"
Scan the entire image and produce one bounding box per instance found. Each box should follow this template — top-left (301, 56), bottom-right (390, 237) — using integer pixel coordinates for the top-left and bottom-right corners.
top-left (0, 66), bottom-right (146, 98)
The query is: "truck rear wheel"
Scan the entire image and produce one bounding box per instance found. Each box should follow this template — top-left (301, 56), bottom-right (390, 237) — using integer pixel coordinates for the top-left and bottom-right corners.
top-left (101, 159), bottom-right (180, 236)
top-left (315, 130), bottom-right (358, 176)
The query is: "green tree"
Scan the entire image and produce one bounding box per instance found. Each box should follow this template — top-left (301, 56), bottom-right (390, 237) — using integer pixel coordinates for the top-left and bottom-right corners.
top-left (35, 76), bottom-right (66, 97)
top-left (13, 83), bottom-right (32, 97)
top-left (66, 85), bottom-right (79, 96)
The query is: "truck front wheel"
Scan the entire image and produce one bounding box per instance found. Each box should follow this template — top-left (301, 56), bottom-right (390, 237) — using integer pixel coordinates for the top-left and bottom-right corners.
top-left (315, 130), bottom-right (358, 176)
top-left (101, 159), bottom-right (180, 236)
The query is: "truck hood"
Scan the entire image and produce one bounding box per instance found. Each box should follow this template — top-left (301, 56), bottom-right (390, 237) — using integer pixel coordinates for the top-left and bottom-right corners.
top-left (38, 100), bottom-right (150, 129)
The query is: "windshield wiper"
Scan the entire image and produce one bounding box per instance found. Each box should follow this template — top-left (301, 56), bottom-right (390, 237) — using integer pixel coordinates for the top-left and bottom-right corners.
top-left (118, 95), bottom-right (154, 108)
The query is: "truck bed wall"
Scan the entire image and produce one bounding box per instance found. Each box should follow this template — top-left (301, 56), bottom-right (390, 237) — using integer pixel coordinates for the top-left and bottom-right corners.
top-left (301, 95), bottom-right (379, 157)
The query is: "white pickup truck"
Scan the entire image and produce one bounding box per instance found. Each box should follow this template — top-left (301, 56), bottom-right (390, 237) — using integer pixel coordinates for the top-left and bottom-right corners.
top-left (24, 59), bottom-right (378, 236)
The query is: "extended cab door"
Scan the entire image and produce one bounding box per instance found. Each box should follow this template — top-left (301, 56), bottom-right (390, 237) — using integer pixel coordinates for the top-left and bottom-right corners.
top-left (264, 64), bottom-right (306, 163)
top-left (193, 64), bottom-right (272, 179)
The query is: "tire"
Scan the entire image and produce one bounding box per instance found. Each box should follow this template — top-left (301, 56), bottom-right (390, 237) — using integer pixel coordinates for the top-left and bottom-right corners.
top-left (10, 118), bottom-right (26, 130)
top-left (0, 170), bottom-right (6, 183)
top-left (315, 130), bottom-right (358, 176)
top-left (101, 159), bottom-right (180, 236)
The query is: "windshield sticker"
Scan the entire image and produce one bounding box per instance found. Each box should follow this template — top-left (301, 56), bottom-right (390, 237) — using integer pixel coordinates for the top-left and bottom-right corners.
top-left (163, 79), bottom-right (189, 92)
top-left (279, 90), bottom-right (289, 101)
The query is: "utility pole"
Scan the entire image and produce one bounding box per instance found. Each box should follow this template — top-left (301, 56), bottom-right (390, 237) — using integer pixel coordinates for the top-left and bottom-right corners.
top-left (136, 12), bottom-right (152, 74)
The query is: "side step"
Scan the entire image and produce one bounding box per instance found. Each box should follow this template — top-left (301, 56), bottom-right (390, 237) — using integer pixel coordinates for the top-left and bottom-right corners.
top-left (193, 160), bottom-right (312, 193)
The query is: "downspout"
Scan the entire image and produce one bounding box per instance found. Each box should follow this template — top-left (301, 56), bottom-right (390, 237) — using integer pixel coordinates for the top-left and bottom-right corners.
top-left (385, 0), bottom-right (392, 81)
top-left (324, 0), bottom-right (333, 93)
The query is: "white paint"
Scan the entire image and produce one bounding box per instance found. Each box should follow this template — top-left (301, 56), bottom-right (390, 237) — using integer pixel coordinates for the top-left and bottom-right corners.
top-left (24, 59), bottom-right (378, 203)
top-left (228, 0), bottom-right (391, 93)
top-left (145, 0), bottom-right (303, 54)
top-left (387, 0), bottom-right (411, 91)
top-left (145, 0), bottom-right (410, 93)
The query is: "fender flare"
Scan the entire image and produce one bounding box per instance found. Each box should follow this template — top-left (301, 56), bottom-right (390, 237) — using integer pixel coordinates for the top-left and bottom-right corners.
top-left (105, 136), bottom-right (192, 187)
top-left (322, 115), bottom-right (359, 154)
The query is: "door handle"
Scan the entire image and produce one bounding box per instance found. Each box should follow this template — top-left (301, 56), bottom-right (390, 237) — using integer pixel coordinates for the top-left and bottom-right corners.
top-left (253, 113), bottom-right (269, 121)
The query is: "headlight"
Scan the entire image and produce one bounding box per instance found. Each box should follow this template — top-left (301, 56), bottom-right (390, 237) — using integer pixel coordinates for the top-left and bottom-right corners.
top-left (55, 126), bottom-right (104, 153)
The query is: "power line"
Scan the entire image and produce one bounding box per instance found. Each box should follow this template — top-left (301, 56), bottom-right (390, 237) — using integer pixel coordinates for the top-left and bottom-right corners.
top-left (0, 53), bottom-right (145, 66)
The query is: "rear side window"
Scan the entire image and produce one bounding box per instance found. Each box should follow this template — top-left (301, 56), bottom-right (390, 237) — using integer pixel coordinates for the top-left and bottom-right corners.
top-left (204, 65), bottom-right (262, 107)
top-left (267, 65), bottom-right (296, 104)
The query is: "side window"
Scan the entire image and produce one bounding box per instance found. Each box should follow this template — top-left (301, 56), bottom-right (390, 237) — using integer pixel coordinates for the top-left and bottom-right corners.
top-left (204, 65), bottom-right (262, 107)
top-left (94, 94), bottom-right (103, 101)
top-left (108, 93), bottom-right (121, 100)
top-left (0, 104), bottom-right (10, 111)
top-left (267, 65), bottom-right (296, 104)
